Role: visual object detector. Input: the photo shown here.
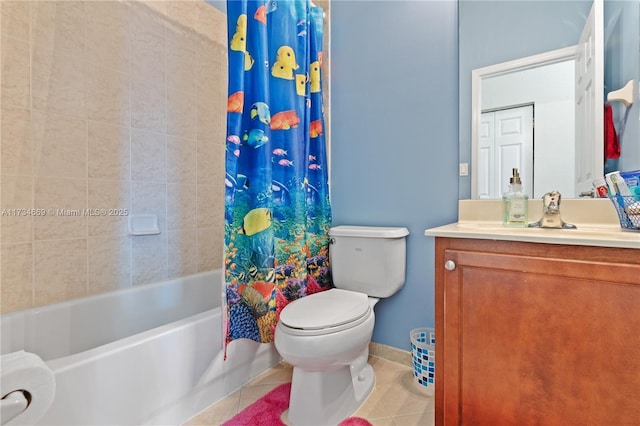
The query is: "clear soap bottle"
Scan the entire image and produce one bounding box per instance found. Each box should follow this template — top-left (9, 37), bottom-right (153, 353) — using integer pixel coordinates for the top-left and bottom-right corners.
top-left (503, 168), bottom-right (528, 227)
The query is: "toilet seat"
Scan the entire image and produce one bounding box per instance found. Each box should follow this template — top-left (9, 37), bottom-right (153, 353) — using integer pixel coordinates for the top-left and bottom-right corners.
top-left (279, 289), bottom-right (371, 336)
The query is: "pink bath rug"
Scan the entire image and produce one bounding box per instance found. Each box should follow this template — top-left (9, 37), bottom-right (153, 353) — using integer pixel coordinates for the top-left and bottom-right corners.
top-left (221, 383), bottom-right (290, 426)
top-left (221, 382), bottom-right (373, 426)
top-left (337, 418), bottom-right (374, 426)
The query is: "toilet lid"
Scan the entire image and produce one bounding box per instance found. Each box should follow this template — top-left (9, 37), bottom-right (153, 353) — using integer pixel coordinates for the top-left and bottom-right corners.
top-left (279, 289), bottom-right (370, 330)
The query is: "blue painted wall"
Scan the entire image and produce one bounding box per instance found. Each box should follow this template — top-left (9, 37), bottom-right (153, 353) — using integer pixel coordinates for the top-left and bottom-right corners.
top-left (458, 0), bottom-right (593, 199)
top-left (330, 1), bottom-right (459, 350)
top-left (604, 1), bottom-right (640, 172)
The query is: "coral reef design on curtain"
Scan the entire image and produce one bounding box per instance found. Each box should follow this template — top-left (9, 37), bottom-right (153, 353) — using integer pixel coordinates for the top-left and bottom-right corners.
top-left (224, 0), bottom-right (332, 349)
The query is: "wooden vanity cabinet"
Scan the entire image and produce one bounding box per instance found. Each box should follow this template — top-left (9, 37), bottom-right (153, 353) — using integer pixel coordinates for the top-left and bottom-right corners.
top-left (434, 238), bottom-right (640, 426)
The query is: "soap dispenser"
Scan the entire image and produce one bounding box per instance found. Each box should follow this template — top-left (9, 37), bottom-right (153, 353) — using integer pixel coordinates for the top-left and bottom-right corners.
top-left (503, 168), bottom-right (528, 227)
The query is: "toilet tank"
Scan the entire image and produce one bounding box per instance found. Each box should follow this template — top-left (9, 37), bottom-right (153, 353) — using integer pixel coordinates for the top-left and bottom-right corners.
top-left (328, 226), bottom-right (409, 298)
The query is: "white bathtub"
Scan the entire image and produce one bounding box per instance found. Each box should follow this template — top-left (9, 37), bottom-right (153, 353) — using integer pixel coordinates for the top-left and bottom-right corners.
top-left (0, 270), bottom-right (281, 425)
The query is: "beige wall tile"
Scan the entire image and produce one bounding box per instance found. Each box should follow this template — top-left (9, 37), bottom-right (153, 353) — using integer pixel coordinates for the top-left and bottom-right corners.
top-left (167, 88), bottom-right (197, 139)
top-left (167, 136), bottom-right (197, 183)
top-left (197, 138), bottom-right (224, 188)
top-left (212, 103), bottom-right (227, 142)
top-left (31, 47), bottom-right (86, 118)
top-left (131, 78), bottom-right (166, 133)
top-left (85, 1), bottom-right (130, 72)
top-left (88, 122), bottom-right (130, 180)
top-left (167, 228), bottom-right (197, 278)
top-left (1, 35), bottom-right (30, 109)
top-left (1, 1), bottom-right (30, 41)
top-left (34, 177), bottom-right (87, 240)
top-left (131, 30), bottom-right (165, 83)
top-left (34, 239), bottom-right (87, 306)
top-left (211, 145), bottom-right (225, 185)
top-left (212, 223), bottom-right (223, 269)
top-left (198, 226), bottom-right (222, 272)
top-left (129, 1), bottom-right (166, 38)
top-left (0, 175), bottom-right (33, 243)
top-left (31, 1), bottom-right (85, 55)
top-left (88, 236), bottom-right (131, 294)
top-left (86, 64), bottom-right (130, 125)
top-left (166, 1), bottom-right (197, 47)
top-left (1, 0), bottom-right (229, 310)
top-left (196, 1), bottom-right (226, 47)
top-left (131, 181), bottom-right (167, 232)
top-left (88, 179), bottom-right (130, 237)
top-left (196, 45), bottom-right (226, 140)
top-left (131, 234), bottom-right (167, 285)
top-left (196, 43), bottom-right (226, 104)
top-left (197, 183), bottom-right (221, 228)
top-left (196, 95), bottom-right (217, 141)
top-left (1, 243), bottom-right (33, 313)
top-left (131, 129), bottom-right (167, 182)
top-left (197, 138), bottom-right (217, 185)
top-left (197, 40), bottom-right (226, 81)
top-left (1, 107), bottom-right (32, 175)
top-left (167, 39), bottom-right (196, 94)
top-left (167, 183), bottom-right (197, 230)
top-left (32, 111), bottom-right (87, 179)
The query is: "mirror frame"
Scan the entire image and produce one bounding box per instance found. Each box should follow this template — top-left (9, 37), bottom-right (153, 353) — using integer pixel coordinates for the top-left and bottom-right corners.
top-left (470, 45), bottom-right (578, 199)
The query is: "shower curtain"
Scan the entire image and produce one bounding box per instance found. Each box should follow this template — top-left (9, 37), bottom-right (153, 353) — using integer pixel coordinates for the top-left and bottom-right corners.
top-left (224, 0), bottom-right (332, 349)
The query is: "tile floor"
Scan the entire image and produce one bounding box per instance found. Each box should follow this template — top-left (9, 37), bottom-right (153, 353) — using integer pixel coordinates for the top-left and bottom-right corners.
top-left (183, 356), bottom-right (435, 426)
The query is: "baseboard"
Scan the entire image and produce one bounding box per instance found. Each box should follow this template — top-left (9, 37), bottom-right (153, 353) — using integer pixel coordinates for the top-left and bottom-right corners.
top-left (369, 341), bottom-right (411, 367)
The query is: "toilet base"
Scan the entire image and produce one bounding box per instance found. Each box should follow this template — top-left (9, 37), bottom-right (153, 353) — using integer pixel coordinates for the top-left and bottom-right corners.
top-left (288, 360), bottom-right (375, 426)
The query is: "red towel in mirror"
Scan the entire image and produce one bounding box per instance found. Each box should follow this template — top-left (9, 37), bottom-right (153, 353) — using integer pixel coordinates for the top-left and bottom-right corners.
top-left (604, 104), bottom-right (620, 159)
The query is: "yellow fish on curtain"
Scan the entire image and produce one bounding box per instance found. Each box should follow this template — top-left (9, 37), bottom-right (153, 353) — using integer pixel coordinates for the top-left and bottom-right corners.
top-left (223, 0), bottom-right (332, 355)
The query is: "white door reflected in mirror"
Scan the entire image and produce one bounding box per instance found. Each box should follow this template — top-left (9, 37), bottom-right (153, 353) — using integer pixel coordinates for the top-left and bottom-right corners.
top-left (574, 0), bottom-right (604, 196)
top-left (478, 106), bottom-right (533, 199)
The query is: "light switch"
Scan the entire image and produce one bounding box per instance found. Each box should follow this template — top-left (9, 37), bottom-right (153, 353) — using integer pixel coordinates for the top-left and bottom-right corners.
top-left (459, 163), bottom-right (469, 176)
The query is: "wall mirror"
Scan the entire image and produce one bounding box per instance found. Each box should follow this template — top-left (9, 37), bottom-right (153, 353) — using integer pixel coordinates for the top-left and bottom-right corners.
top-left (472, 47), bottom-right (581, 199)
top-left (459, 0), bottom-right (640, 200)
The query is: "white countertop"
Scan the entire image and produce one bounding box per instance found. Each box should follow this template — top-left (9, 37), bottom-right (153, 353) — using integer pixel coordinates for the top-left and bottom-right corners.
top-left (425, 199), bottom-right (640, 249)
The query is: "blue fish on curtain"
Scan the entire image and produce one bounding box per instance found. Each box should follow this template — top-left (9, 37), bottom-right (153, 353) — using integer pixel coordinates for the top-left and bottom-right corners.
top-left (224, 0), bottom-right (332, 350)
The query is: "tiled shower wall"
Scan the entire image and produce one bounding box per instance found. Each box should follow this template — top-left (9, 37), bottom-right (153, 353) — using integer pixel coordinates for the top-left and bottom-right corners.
top-left (0, 1), bottom-right (227, 313)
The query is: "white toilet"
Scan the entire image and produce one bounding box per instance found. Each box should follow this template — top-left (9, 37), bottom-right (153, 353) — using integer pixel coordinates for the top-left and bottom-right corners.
top-left (274, 225), bottom-right (409, 426)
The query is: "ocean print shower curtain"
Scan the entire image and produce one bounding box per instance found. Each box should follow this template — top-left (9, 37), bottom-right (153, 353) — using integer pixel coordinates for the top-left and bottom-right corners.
top-left (224, 0), bottom-right (332, 349)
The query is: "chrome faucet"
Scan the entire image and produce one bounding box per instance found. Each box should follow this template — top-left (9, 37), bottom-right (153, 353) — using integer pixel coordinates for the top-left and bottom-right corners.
top-left (528, 191), bottom-right (577, 229)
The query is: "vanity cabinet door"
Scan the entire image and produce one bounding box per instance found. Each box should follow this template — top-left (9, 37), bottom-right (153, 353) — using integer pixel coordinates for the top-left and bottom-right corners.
top-left (434, 238), bottom-right (640, 426)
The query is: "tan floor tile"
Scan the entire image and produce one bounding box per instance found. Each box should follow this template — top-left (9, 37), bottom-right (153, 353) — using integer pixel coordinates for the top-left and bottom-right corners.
top-left (183, 390), bottom-right (240, 426)
top-left (246, 362), bottom-right (293, 386)
top-left (280, 408), bottom-right (293, 425)
top-left (190, 353), bottom-right (434, 425)
top-left (353, 385), bottom-right (392, 419)
top-left (392, 411), bottom-right (435, 426)
top-left (378, 373), bottom-right (434, 416)
top-left (367, 417), bottom-right (395, 426)
top-left (370, 356), bottom-right (412, 385)
top-left (237, 382), bottom-right (284, 412)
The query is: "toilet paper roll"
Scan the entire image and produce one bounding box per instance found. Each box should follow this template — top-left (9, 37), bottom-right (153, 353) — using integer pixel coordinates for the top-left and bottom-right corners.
top-left (1, 351), bottom-right (55, 426)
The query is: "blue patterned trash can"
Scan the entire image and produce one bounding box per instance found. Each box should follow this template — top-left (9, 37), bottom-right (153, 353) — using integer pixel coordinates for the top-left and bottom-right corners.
top-left (410, 328), bottom-right (435, 393)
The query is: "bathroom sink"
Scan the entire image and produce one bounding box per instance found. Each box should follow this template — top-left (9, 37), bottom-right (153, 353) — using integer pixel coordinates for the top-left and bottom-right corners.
top-left (457, 221), bottom-right (625, 237)
top-left (457, 221), bottom-right (617, 234)
top-left (425, 199), bottom-right (639, 249)
top-left (428, 221), bottom-right (639, 249)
